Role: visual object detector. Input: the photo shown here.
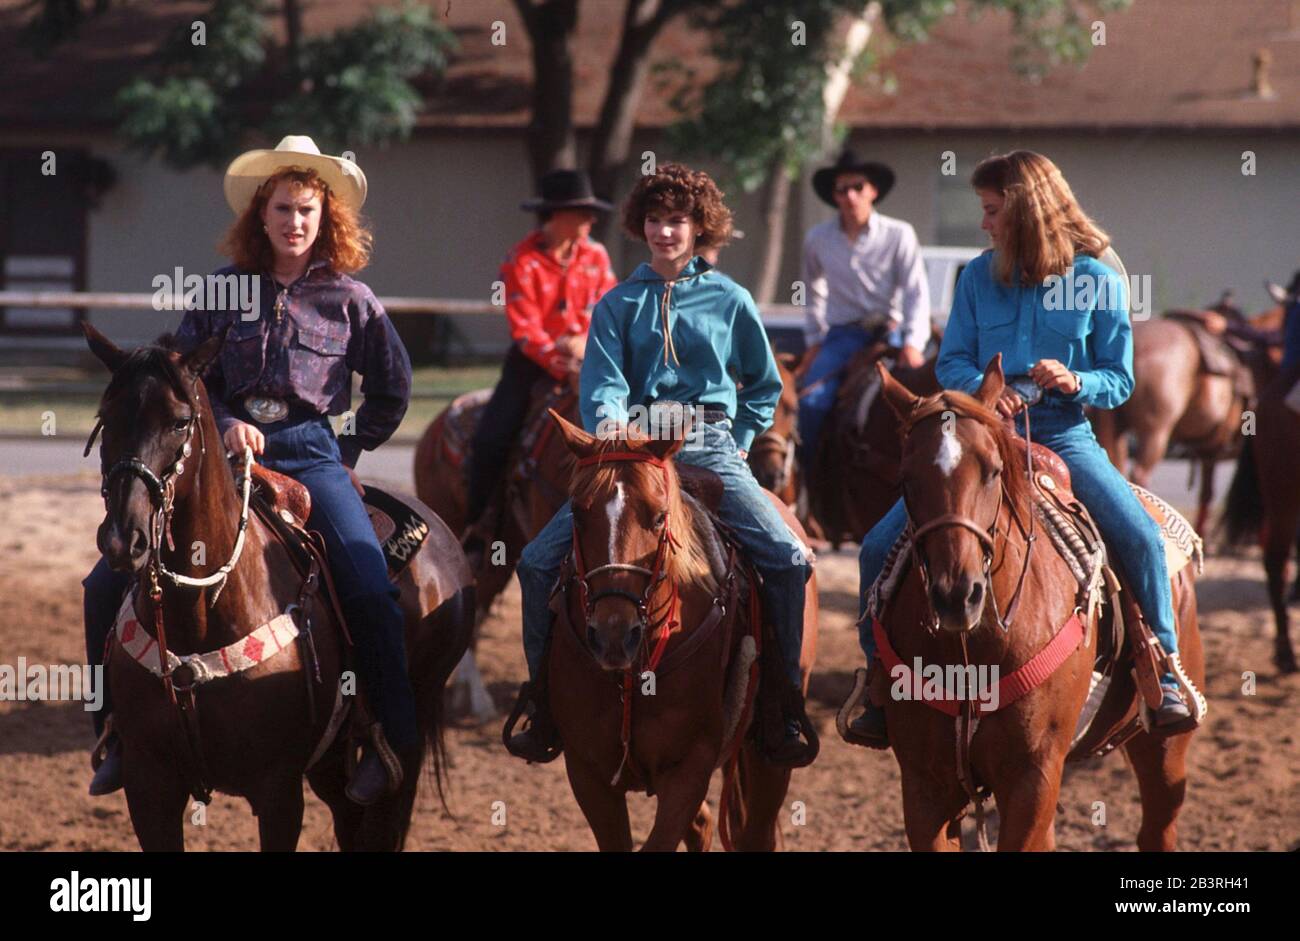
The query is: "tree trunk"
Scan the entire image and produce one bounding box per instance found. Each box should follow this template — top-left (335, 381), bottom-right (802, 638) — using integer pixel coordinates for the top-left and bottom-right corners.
top-left (284, 0), bottom-right (304, 88)
top-left (754, 155), bottom-right (792, 304)
top-left (514, 0), bottom-right (579, 178)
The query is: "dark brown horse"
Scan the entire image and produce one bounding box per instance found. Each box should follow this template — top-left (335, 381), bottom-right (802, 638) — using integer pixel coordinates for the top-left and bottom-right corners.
top-left (1222, 369), bottom-right (1300, 673)
top-left (1091, 294), bottom-right (1286, 534)
top-left (810, 350), bottom-right (940, 546)
top-left (747, 351), bottom-right (800, 510)
top-left (84, 325), bottom-right (473, 850)
top-left (546, 411), bottom-right (818, 851)
top-left (863, 357), bottom-right (1203, 850)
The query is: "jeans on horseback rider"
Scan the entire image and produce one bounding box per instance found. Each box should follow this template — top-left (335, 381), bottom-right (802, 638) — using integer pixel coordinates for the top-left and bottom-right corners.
top-left (796, 162), bottom-right (931, 472)
top-left (505, 255), bottom-right (817, 767)
top-left (851, 251), bottom-right (1196, 744)
top-left (85, 254), bottom-right (418, 805)
top-left (463, 177), bottom-right (617, 564)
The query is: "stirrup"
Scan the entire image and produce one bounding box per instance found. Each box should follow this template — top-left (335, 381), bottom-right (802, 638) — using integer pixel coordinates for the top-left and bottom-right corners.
top-left (501, 682), bottom-right (562, 763)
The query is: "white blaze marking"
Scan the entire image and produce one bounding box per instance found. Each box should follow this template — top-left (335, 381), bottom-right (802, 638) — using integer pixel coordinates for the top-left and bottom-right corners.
top-left (606, 482), bottom-right (626, 559)
top-left (935, 432), bottom-right (963, 477)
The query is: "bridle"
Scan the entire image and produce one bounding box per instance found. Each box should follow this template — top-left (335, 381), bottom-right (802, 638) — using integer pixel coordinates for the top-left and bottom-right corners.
top-left (570, 450), bottom-right (682, 672)
top-left (85, 373), bottom-right (253, 606)
top-left (899, 394), bottom-right (1036, 634)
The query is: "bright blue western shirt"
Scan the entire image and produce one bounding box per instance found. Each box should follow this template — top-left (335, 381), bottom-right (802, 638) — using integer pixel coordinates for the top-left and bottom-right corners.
top-left (936, 251), bottom-right (1133, 410)
top-left (579, 256), bottom-right (781, 452)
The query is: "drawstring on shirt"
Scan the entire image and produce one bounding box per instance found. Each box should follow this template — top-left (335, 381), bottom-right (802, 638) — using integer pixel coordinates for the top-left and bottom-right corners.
top-left (661, 279), bottom-right (680, 367)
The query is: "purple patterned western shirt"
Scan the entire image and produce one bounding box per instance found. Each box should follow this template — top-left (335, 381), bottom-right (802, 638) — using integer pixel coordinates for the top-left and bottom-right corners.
top-left (176, 259), bottom-right (412, 467)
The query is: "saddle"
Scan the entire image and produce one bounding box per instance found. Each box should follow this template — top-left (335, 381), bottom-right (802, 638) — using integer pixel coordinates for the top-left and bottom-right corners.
top-left (676, 463), bottom-right (725, 512)
top-left (1164, 310), bottom-right (1256, 402)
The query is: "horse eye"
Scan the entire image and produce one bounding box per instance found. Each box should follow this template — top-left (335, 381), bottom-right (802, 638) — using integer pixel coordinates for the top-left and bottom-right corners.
top-left (173, 417), bottom-right (191, 433)
top-left (654, 510), bottom-right (668, 528)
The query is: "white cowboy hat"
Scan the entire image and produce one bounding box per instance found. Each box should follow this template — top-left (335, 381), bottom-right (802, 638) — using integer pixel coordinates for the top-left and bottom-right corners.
top-left (222, 135), bottom-right (368, 215)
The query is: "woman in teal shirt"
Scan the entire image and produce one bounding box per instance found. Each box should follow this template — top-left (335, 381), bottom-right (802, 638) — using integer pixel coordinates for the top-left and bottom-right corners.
top-left (505, 163), bottom-right (815, 767)
top-left (852, 150), bottom-right (1196, 744)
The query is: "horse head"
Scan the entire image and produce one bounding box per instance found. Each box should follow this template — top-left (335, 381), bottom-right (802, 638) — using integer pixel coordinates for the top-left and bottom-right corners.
top-left (82, 322), bottom-right (225, 574)
top-left (747, 350), bottom-right (799, 498)
top-left (878, 354), bottom-right (1028, 634)
top-left (549, 407), bottom-right (714, 672)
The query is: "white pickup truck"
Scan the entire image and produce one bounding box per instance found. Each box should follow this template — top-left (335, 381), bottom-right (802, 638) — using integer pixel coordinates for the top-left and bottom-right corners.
top-left (761, 245), bottom-right (985, 353)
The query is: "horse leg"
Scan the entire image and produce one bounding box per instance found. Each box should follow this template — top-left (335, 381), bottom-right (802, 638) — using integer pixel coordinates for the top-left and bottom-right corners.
top-left (1128, 425), bottom-right (1170, 490)
top-left (1290, 525), bottom-right (1300, 602)
top-left (1195, 455), bottom-right (1216, 536)
top-left (307, 755), bottom-right (365, 851)
top-left (683, 801), bottom-right (714, 852)
top-left (249, 771), bottom-right (306, 852)
top-left (641, 750), bottom-right (715, 852)
top-left (565, 757), bottom-right (633, 852)
top-left (122, 754), bottom-right (190, 852)
top-left (899, 777), bottom-right (962, 852)
top-left (1121, 728), bottom-right (1191, 851)
top-left (1264, 541), bottom-right (1298, 672)
top-left (730, 744), bottom-right (793, 852)
top-left (990, 762), bottom-right (1064, 851)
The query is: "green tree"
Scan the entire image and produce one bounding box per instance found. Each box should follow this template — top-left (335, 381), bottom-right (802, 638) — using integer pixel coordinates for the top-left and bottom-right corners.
top-left (663, 0), bottom-right (1130, 301)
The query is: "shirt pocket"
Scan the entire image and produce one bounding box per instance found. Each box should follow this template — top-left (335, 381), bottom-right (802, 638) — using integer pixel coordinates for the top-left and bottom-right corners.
top-left (220, 321), bottom-right (265, 390)
top-left (1037, 306), bottom-right (1092, 364)
top-left (291, 321), bottom-right (351, 395)
top-left (976, 304), bottom-right (1019, 360)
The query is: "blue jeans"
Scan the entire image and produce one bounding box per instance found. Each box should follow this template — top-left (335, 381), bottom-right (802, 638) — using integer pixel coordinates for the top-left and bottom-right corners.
top-left (857, 402), bottom-right (1178, 684)
top-left (83, 415), bottom-right (418, 748)
top-left (797, 324), bottom-right (877, 467)
top-left (517, 420), bottom-right (811, 688)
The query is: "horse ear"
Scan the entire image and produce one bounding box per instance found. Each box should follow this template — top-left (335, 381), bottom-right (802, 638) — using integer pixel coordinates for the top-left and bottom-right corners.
top-left (181, 325), bottom-right (229, 379)
top-left (974, 353), bottom-right (1005, 407)
top-left (877, 361), bottom-right (918, 419)
top-left (81, 321), bottom-right (127, 373)
top-left (775, 351), bottom-right (799, 372)
top-left (1266, 281), bottom-right (1287, 305)
top-left (549, 408), bottom-right (598, 458)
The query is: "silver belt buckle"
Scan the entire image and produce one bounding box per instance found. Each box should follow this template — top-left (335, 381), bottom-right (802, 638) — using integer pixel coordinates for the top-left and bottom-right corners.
top-left (244, 395), bottom-right (289, 423)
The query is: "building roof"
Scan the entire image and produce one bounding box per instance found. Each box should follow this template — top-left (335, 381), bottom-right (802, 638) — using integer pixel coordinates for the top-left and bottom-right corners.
top-left (2, 0), bottom-right (1297, 133)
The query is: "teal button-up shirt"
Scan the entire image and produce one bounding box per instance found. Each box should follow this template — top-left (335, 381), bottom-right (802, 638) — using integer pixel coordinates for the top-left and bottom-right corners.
top-left (936, 251), bottom-right (1133, 410)
top-left (579, 256), bottom-right (781, 452)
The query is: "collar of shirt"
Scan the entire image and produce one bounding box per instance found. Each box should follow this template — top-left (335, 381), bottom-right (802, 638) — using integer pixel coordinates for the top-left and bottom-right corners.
top-left (628, 255), bottom-right (713, 282)
top-left (522, 230), bottom-right (598, 274)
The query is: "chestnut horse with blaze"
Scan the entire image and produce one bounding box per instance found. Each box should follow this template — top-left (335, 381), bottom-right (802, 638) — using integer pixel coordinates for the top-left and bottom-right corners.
top-left (84, 325), bottom-right (473, 851)
top-left (868, 357), bottom-right (1203, 850)
top-left (546, 411), bottom-right (818, 851)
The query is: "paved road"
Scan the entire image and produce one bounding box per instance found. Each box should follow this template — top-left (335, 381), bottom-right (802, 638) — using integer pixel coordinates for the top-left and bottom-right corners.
top-left (0, 435), bottom-right (1236, 520)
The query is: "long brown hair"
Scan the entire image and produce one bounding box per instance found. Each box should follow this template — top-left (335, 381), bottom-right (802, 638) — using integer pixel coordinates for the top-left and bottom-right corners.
top-left (970, 151), bottom-right (1109, 286)
top-left (219, 167), bottom-right (372, 274)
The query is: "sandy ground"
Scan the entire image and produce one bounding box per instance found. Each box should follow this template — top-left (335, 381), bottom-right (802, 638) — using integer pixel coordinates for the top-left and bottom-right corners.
top-left (0, 471), bottom-right (1295, 851)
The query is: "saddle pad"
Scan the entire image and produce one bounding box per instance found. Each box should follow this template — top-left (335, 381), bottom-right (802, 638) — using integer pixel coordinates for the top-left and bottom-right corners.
top-left (441, 388), bottom-right (492, 468)
top-left (363, 485), bottom-right (431, 576)
top-left (1128, 482), bottom-right (1203, 577)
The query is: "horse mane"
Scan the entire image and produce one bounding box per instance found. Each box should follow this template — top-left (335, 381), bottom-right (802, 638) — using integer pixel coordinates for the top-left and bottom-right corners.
top-left (568, 437), bottom-right (719, 595)
top-left (96, 333), bottom-right (193, 414)
top-left (899, 389), bottom-right (1032, 511)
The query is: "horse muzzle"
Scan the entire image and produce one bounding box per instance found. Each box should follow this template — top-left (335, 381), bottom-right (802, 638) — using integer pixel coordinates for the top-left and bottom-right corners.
top-left (586, 618), bottom-right (644, 672)
top-left (97, 518), bottom-right (150, 574)
top-left (929, 573), bottom-right (986, 634)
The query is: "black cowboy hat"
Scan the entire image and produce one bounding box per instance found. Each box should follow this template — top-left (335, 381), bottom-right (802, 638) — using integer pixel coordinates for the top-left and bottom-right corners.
top-left (520, 169), bottom-right (613, 213)
top-left (812, 149), bottom-right (896, 207)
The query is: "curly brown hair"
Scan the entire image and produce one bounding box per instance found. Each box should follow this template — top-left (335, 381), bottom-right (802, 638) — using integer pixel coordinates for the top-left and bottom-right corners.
top-left (219, 167), bottom-right (373, 274)
top-left (621, 163), bottom-right (733, 250)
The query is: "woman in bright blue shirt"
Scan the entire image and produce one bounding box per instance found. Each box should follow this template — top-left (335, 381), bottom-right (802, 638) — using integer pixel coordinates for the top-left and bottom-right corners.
top-left (852, 150), bottom-right (1197, 744)
top-left (505, 163), bottom-right (815, 767)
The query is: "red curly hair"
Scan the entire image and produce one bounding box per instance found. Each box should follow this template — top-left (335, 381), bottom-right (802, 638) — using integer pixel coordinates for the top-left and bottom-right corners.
top-left (219, 167), bottom-right (373, 274)
top-left (622, 163), bottom-right (733, 250)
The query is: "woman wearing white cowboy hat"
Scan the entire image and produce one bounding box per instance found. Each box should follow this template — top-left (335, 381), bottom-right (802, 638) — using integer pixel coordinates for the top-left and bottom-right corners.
top-left (84, 135), bottom-right (418, 805)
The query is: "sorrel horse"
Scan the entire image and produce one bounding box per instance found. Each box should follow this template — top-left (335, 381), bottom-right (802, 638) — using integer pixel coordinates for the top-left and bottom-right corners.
top-left (1091, 289), bottom-right (1289, 535)
top-left (546, 411), bottom-right (818, 851)
top-left (747, 351), bottom-right (800, 509)
top-left (868, 357), bottom-right (1203, 850)
top-left (84, 325), bottom-right (473, 850)
top-left (414, 382), bottom-right (578, 717)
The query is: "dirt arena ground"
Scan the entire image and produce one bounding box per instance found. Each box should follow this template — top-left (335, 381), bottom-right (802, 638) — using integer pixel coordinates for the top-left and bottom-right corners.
top-left (1, 470), bottom-right (1296, 851)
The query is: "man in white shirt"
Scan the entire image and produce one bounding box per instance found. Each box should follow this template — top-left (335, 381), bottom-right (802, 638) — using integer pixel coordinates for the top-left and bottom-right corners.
top-left (797, 149), bottom-right (931, 466)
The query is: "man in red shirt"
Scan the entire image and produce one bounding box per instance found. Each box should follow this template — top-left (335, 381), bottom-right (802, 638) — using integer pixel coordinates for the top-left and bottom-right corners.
top-left (464, 170), bottom-right (617, 555)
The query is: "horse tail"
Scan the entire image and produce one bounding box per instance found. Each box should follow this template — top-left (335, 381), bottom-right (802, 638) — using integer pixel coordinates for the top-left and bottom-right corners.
top-left (718, 749), bottom-right (749, 852)
top-left (1222, 435), bottom-right (1263, 546)
top-left (418, 582), bottom-right (477, 815)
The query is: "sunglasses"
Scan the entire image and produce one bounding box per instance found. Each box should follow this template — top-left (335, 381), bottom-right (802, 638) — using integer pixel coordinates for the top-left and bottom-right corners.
top-left (834, 181), bottom-right (869, 196)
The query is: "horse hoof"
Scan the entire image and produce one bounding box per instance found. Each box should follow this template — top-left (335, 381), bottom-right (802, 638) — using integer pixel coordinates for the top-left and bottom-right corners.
top-left (1275, 650), bottom-right (1299, 674)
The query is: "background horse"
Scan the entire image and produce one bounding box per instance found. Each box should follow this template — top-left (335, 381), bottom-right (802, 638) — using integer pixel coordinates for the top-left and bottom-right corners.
top-left (414, 383), bottom-right (577, 718)
top-left (546, 411), bottom-right (818, 851)
top-left (1091, 288), bottom-right (1288, 534)
top-left (869, 357), bottom-right (1203, 850)
top-left (85, 325), bottom-right (473, 850)
top-left (747, 350), bottom-right (800, 510)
